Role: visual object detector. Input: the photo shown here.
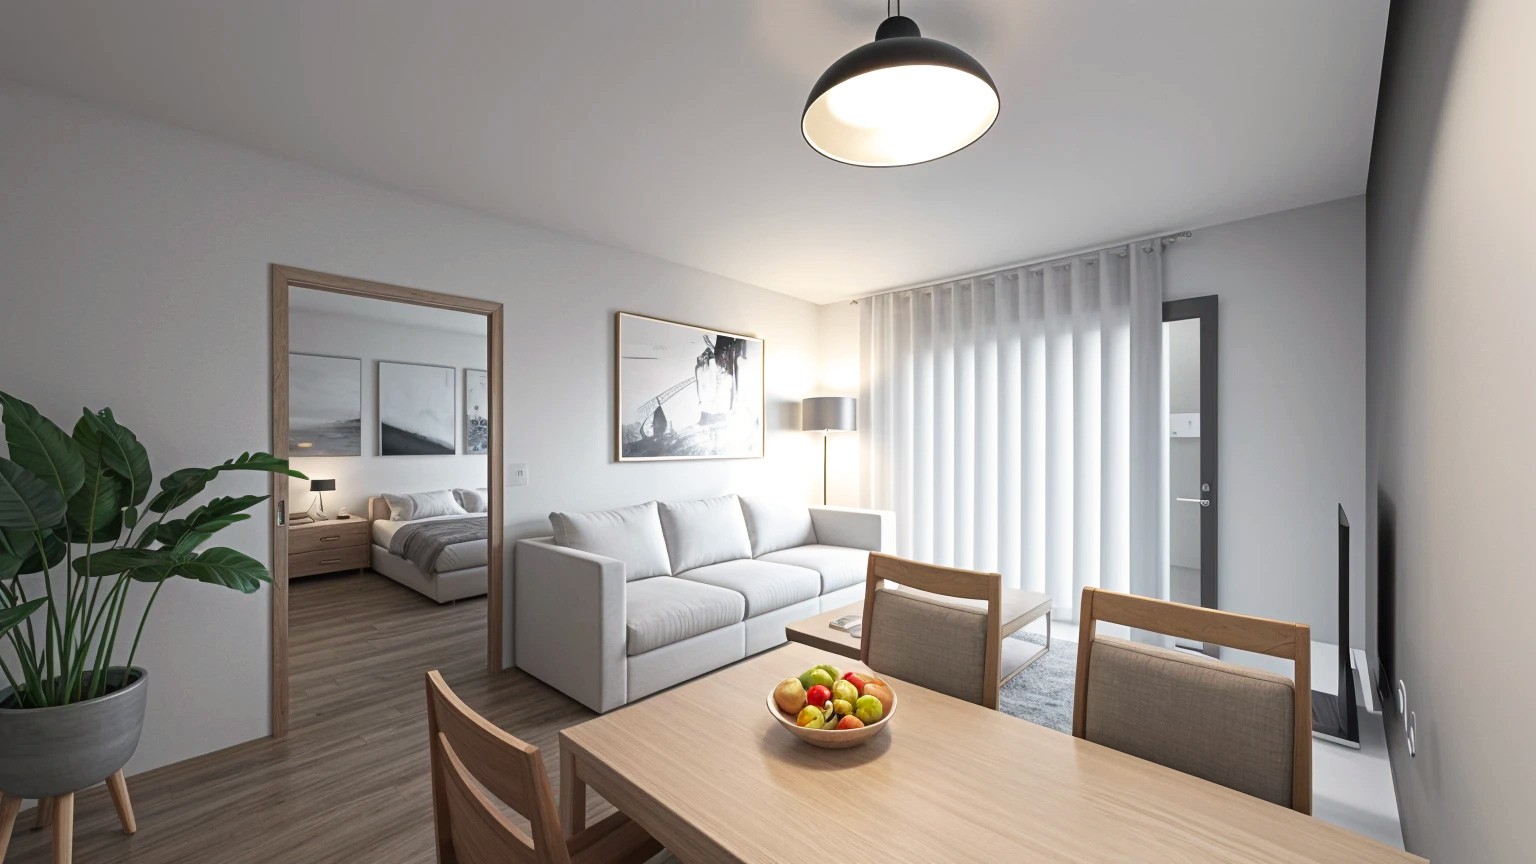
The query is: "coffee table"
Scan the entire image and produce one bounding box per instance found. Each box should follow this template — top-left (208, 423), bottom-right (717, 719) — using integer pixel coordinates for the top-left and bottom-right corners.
top-left (786, 589), bottom-right (1053, 686)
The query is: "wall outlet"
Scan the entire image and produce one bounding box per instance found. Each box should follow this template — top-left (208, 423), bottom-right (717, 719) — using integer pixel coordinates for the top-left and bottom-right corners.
top-left (507, 462), bottom-right (529, 487)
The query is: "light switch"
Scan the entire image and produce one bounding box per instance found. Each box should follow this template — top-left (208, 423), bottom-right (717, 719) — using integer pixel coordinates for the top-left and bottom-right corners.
top-left (507, 462), bottom-right (529, 487)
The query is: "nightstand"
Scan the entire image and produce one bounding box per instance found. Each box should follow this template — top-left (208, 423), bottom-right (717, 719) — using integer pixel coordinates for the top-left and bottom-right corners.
top-left (288, 518), bottom-right (370, 578)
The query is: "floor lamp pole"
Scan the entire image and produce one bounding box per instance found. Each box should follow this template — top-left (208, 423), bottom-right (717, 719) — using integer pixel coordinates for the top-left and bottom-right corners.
top-left (822, 432), bottom-right (830, 506)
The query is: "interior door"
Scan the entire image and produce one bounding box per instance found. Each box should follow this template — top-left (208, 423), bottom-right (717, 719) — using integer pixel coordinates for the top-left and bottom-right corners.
top-left (1163, 296), bottom-right (1218, 653)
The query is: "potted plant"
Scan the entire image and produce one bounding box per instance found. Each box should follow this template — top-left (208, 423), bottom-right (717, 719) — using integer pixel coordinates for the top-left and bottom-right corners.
top-left (0, 392), bottom-right (302, 808)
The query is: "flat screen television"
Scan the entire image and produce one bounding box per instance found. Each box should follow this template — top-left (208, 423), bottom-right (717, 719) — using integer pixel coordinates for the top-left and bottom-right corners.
top-left (1312, 504), bottom-right (1360, 747)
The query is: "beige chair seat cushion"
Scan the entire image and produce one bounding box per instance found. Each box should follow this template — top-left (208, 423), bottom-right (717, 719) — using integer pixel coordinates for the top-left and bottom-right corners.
top-left (673, 559), bottom-right (821, 617)
top-left (755, 544), bottom-right (870, 594)
top-left (625, 576), bottom-right (745, 656)
top-left (1083, 636), bottom-right (1297, 807)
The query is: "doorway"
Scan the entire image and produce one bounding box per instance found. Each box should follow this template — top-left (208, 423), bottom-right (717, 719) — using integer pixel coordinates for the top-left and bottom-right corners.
top-left (1163, 295), bottom-right (1217, 653)
top-left (268, 265), bottom-right (505, 738)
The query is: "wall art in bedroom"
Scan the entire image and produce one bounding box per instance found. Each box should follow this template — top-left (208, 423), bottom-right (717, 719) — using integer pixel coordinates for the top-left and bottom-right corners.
top-left (464, 368), bottom-right (489, 455)
top-left (378, 360), bottom-right (456, 456)
top-left (616, 312), bottom-right (764, 461)
top-left (288, 353), bottom-right (362, 456)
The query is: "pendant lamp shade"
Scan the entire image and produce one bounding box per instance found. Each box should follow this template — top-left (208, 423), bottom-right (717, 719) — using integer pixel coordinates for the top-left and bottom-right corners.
top-left (803, 15), bottom-right (999, 167)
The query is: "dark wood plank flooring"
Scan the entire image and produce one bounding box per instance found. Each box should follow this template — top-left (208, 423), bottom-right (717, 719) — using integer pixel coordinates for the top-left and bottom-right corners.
top-left (6, 571), bottom-right (610, 863)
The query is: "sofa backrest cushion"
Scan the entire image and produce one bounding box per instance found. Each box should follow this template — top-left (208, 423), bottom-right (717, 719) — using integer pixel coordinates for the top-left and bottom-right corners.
top-left (658, 495), bottom-right (753, 573)
top-left (550, 501), bottom-right (672, 580)
top-left (739, 496), bottom-right (818, 557)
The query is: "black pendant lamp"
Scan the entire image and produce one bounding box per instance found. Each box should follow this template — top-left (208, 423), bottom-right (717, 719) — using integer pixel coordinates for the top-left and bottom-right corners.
top-left (802, 2), bottom-right (999, 167)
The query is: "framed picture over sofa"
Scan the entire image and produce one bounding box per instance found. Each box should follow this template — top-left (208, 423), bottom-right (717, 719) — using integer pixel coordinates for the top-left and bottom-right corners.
top-left (615, 312), bottom-right (764, 461)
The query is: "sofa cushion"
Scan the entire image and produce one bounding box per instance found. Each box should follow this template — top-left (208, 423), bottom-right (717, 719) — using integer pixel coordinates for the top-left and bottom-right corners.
top-left (673, 559), bottom-right (821, 618)
top-left (625, 576), bottom-right (746, 656)
top-left (756, 544), bottom-right (870, 594)
top-left (739, 496), bottom-right (818, 557)
top-left (657, 495), bottom-right (753, 574)
top-left (550, 501), bottom-right (672, 581)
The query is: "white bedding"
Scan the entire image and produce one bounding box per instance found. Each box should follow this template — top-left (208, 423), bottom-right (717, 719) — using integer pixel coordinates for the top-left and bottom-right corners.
top-left (372, 512), bottom-right (488, 573)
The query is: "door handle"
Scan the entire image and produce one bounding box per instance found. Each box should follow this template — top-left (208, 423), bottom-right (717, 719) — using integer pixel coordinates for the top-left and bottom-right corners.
top-left (1176, 497), bottom-right (1210, 507)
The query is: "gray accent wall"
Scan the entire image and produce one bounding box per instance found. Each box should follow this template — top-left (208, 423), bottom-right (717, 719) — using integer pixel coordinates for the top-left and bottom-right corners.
top-left (1366, 0), bottom-right (1535, 859)
top-left (0, 79), bottom-right (823, 776)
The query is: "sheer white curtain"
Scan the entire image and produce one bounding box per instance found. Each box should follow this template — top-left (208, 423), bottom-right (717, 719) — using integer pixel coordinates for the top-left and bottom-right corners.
top-left (859, 244), bottom-right (1165, 620)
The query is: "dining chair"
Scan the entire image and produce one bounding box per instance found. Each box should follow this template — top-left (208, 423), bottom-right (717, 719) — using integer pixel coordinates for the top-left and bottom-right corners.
top-left (1072, 587), bottom-right (1313, 814)
top-left (424, 671), bottom-right (662, 864)
top-left (859, 552), bottom-right (1003, 709)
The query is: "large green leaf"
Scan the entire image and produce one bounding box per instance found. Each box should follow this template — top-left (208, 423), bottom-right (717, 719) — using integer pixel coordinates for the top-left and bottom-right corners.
top-left (172, 547), bottom-right (270, 594)
top-left (17, 529), bottom-right (66, 575)
top-left (0, 552), bottom-right (21, 582)
top-left (85, 409), bottom-right (152, 507)
top-left (147, 454), bottom-right (300, 514)
top-left (72, 546), bottom-right (171, 578)
top-left (0, 597), bottom-right (46, 639)
top-left (66, 471), bottom-right (125, 544)
top-left (0, 393), bottom-right (85, 502)
top-left (0, 458), bottom-right (67, 531)
top-left (145, 494), bottom-right (266, 549)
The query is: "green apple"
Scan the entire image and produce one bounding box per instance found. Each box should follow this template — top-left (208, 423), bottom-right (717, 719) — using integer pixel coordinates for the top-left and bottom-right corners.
top-left (795, 705), bottom-right (827, 729)
top-left (831, 679), bottom-right (859, 705)
top-left (813, 663), bottom-right (843, 682)
top-left (798, 668), bottom-right (836, 690)
top-left (854, 694), bottom-right (884, 724)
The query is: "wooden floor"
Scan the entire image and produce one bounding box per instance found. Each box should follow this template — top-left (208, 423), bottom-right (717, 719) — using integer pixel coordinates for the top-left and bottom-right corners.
top-left (5, 571), bottom-right (614, 863)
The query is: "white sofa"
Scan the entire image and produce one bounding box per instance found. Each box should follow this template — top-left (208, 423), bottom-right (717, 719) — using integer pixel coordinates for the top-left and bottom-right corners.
top-left (514, 494), bottom-right (894, 713)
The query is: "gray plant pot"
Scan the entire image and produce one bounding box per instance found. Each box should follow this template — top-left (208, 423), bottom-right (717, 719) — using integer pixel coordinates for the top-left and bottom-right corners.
top-left (0, 667), bottom-right (147, 799)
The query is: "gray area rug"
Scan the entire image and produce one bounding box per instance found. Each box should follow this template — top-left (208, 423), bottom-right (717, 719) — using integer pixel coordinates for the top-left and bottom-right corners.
top-left (998, 632), bottom-right (1077, 734)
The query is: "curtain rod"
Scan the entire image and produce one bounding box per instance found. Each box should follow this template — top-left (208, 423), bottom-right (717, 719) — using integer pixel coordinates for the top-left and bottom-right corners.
top-left (848, 230), bottom-right (1192, 303)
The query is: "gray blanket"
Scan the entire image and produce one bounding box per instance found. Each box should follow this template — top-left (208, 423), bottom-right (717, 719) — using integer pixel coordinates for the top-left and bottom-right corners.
top-left (390, 516), bottom-right (487, 573)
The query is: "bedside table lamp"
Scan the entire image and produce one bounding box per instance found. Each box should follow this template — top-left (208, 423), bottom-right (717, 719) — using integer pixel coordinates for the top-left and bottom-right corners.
top-left (308, 478), bottom-right (336, 521)
top-left (801, 396), bottom-right (856, 506)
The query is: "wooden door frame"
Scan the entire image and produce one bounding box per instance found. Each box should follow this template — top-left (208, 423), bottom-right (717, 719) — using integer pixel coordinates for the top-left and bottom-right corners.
top-left (268, 264), bottom-right (505, 738)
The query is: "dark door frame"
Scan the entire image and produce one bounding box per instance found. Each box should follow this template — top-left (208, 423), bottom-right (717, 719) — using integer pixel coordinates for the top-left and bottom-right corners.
top-left (1163, 295), bottom-right (1218, 627)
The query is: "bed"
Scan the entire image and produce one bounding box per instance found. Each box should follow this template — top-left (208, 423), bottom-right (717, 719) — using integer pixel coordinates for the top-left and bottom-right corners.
top-left (367, 496), bottom-right (488, 603)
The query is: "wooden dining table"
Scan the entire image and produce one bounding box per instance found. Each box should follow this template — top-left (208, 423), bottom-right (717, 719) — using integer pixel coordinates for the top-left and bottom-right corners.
top-left (558, 642), bottom-right (1425, 863)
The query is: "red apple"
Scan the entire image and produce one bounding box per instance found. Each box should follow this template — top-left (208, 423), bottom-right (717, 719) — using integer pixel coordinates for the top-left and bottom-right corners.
top-left (805, 684), bottom-right (832, 707)
top-left (842, 672), bottom-right (868, 693)
top-left (836, 715), bottom-right (865, 730)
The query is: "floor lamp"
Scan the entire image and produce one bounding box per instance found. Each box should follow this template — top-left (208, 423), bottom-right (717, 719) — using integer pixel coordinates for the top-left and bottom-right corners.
top-left (802, 396), bottom-right (857, 506)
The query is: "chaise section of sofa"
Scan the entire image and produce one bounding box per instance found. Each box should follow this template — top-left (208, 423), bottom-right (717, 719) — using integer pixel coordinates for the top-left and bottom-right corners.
top-left (514, 495), bottom-right (893, 713)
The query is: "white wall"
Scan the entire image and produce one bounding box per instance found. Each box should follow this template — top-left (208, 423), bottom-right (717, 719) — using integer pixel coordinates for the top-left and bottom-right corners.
top-left (1165, 196), bottom-right (1368, 647)
top-left (820, 196), bottom-right (1368, 646)
top-left (0, 80), bottom-right (821, 775)
top-left (1367, 1), bottom-right (1536, 859)
top-left (287, 300), bottom-right (488, 517)
top-left (816, 300), bottom-right (861, 506)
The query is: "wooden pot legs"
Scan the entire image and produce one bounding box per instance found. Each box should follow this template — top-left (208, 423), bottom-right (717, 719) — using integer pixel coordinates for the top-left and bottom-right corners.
top-left (0, 770), bottom-right (134, 864)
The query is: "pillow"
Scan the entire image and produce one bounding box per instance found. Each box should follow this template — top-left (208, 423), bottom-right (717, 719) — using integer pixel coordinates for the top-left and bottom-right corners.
top-left (383, 489), bottom-right (466, 522)
top-left (657, 495), bottom-right (753, 574)
top-left (454, 487), bottom-right (489, 513)
top-left (738, 496), bottom-right (817, 557)
top-left (550, 501), bottom-right (672, 581)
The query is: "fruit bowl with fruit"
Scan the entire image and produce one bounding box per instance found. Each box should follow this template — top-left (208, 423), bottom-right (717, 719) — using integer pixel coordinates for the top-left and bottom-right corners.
top-left (767, 663), bottom-right (898, 749)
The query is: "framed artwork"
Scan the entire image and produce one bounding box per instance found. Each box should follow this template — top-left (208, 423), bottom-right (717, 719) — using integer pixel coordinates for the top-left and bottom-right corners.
top-left (616, 312), bottom-right (764, 461)
top-left (378, 360), bottom-right (456, 455)
top-left (288, 353), bottom-right (361, 456)
top-left (464, 369), bottom-right (489, 455)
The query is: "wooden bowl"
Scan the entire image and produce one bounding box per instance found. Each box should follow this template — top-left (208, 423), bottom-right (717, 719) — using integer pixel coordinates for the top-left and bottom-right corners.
top-left (766, 678), bottom-right (897, 749)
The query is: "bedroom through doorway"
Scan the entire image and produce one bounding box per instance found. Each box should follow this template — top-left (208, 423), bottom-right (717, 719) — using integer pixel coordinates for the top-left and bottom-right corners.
top-left (269, 266), bottom-right (505, 738)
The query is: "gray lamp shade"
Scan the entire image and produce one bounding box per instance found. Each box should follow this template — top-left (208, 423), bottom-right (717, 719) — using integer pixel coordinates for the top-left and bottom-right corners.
top-left (801, 397), bottom-right (857, 432)
top-left (309, 478), bottom-right (336, 492)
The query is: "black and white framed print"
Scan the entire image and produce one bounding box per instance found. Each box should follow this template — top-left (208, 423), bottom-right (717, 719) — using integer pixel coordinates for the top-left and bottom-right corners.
top-left (616, 312), bottom-right (764, 461)
top-left (378, 360), bottom-right (456, 455)
top-left (288, 353), bottom-right (362, 456)
top-left (464, 369), bottom-right (489, 455)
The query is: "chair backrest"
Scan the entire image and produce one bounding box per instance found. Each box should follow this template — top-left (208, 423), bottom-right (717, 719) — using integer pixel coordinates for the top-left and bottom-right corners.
top-left (425, 670), bottom-right (570, 864)
top-left (1072, 587), bottom-right (1313, 814)
top-left (860, 553), bottom-right (1003, 708)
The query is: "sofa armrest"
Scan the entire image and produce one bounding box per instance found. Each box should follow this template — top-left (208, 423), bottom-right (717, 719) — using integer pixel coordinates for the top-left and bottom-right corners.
top-left (514, 538), bottom-right (628, 712)
top-left (809, 506), bottom-right (895, 553)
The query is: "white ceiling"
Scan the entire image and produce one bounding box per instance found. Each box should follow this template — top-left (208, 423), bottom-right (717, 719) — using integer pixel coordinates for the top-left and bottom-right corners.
top-left (0, 1), bottom-right (1389, 304)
